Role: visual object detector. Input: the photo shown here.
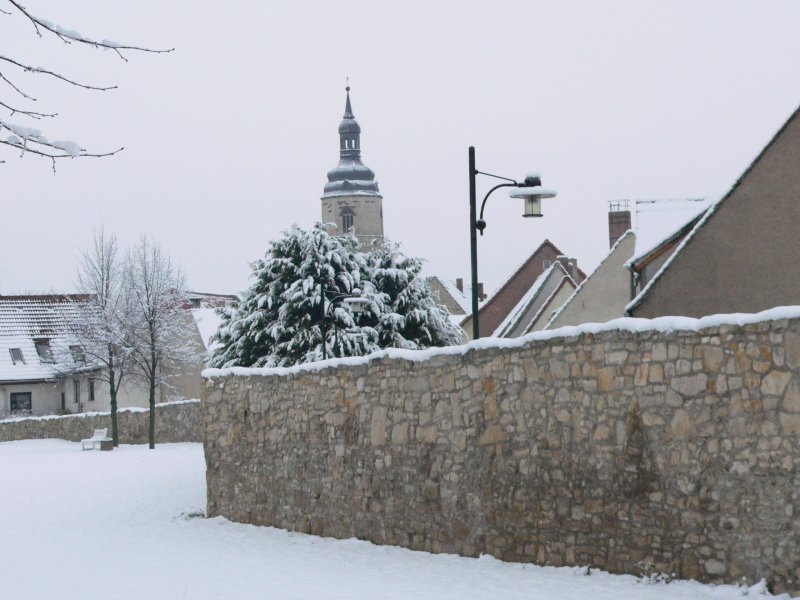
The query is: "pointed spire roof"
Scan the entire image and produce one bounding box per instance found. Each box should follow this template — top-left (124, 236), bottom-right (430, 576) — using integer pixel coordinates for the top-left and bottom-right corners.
top-left (322, 86), bottom-right (381, 199)
top-left (343, 86), bottom-right (354, 119)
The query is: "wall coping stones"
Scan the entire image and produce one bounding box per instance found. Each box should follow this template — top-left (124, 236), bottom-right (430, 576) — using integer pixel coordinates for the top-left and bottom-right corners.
top-left (203, 306), bottom-right (800, 380)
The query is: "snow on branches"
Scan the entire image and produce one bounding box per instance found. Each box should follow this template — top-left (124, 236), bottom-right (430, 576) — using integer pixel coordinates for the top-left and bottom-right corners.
top-left (208, 224), bottom-right (464, 369)
top-left (0, 1), bottom-right (172, 169)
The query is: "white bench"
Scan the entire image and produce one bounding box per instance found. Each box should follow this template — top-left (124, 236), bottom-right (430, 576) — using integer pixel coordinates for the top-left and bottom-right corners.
top-left (81, 428), bottom-right (113, 451)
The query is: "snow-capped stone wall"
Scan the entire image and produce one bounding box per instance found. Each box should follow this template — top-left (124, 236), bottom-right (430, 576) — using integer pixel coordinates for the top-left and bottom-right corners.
top-left (0, 399), bottom-right (202, 444)
top-left (203, 314), bottom-right (800, 594)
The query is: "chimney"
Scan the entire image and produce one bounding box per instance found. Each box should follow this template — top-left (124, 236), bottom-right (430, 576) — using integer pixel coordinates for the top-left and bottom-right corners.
top-left (608, 200), bottom-right (632, 248)
top-left (557, 255), bottom-right (579, 281)
top-left (477, 283), bottom-right (487, 301)
top-left (455, 278), bottom-right (463, 292)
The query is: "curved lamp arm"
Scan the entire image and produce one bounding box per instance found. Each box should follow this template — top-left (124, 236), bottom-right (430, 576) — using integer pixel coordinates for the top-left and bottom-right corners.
top-left (477, 182), bottom-right (517, 232)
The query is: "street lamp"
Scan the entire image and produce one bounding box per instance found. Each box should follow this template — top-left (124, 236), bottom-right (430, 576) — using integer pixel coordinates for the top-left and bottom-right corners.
top-left (319, 285), bottom-right (367, 360)
top-left (468, 146), bottom-right (556, 339)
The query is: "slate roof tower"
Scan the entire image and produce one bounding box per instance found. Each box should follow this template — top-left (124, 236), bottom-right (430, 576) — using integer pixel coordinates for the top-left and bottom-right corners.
top-left (321, 86), bottom-right (384, 246)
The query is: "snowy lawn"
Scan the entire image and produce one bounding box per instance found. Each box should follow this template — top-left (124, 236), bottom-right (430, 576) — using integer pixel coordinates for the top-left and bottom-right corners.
top-left (0, 440), bottom-right (786, 600)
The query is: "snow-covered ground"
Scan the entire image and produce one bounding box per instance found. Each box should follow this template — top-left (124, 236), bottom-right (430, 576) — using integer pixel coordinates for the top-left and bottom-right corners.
top-left (0, 440), bottom-right (787, 600)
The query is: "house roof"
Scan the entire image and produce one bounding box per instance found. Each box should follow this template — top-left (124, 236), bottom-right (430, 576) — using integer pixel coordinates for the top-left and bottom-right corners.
top-left (628, 198), bottom-right (713, 268)
top-left (493, 261), bottom-right (575, 337)
top-left (191, 308), bottom-right (223, 351)
top-left (523, 276), bottom-right (577, 335)
top-left (0, 295), bottom-right (91, 383)
top-left (460, 239), bottom-right (586, 333)
top-left (545, 229), bottom-right (635, 329)
top-left (185, 291), bottom-right (238, 309)
top-left (625, 103), bottom-right (800, 314)
top-left (428, 276), bottom-right (471, 315)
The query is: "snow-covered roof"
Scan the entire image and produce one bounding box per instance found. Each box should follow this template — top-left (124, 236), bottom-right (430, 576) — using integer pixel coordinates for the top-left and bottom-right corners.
top-left (628, 198), bottom-right (713, 266)
top-left (185, 291), bottom-right (238, 309)
top-left (544, 229), bottom-right (635, 329)
top-left (492, 261), bottom-right (574, 337)
top-left (191, 308), bottom-right (223, 351)
top-left (463, 239), bottom-right (584, 333)
top-left (0, 295), bottom-right (90, 383)
top-left (522, 277), bottom-right (576, 335)
top-left (625, 194), bottom-right (725, 313)
top-left (431, 277), bottom-right (471, 315)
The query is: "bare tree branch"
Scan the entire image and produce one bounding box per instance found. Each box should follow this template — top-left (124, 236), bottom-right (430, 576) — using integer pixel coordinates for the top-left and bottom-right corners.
top-left (0, 71), bottom-right (35, 99)
top-left (0, 134), bottom-right (123, 172)
top-left (0, 98), bottom-right (56, 118)
top-left (5, 0), bottom-right (174, 58)
top-left (0, 54), bottom-right (117, 91)
top-left (2, 2), bottom-right (171, 165)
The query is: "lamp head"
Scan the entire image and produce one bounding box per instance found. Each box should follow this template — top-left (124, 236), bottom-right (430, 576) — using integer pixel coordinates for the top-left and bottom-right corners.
top-left (344, 296), bottom-right (368, 315)
top-left (509, 177), bottom-right (557, 218)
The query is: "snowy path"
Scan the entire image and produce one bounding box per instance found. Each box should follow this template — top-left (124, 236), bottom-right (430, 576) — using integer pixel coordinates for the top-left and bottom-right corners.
top-left (0, 440), bottom-right (785, 599)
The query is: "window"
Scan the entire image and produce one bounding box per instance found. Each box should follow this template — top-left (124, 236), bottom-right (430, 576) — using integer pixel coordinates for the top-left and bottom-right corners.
top-left (543, 260), bottom-right (552, 269)
top-left (89, 379), bottom-right (95, 402)
top-left (34, 339), bottom-right (54, 364)
top-left (10, 392), bottom-right (32, 413)
top-left (69, 345), bottom-right (86, 363)
top-left (9, 348), bottom-right (25, 365)
top-left (340, 206), bottom-right (355, 233)
top-left (73, 379), bottom-right (80, 404)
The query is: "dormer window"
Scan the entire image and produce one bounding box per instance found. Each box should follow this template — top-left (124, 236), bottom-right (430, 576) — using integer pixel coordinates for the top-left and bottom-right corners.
top-left (34, 339), bottom-right (55, 364)
top-left (69, 345), bottom-right (86, 363)
top-left (9, 348), bottom-right (25, 365)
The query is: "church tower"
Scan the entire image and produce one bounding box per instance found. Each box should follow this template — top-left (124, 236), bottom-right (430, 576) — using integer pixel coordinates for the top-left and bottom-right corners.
top-left (321, 86), bottom-right (384, 246)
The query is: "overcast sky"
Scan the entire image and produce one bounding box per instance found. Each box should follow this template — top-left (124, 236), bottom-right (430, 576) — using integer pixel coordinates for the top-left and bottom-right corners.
top-left (3, 1), bottom-right (800, 297)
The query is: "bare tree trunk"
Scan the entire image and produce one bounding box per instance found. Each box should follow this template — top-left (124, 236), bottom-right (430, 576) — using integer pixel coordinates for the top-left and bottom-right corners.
top-left (148, 344), bottom-right (157, 449)
top-left (109, 350), bottom-right (119, 446)
top-left (148, 375), bottom-right (156, 450)
top-left (110, 383), bottom-right (119, 446)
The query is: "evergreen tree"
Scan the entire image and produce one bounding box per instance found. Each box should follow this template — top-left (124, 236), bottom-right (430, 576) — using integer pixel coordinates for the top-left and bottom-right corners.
top-left (209, 224), bottom-right (371, 368)
top-left (208, 224), bottom-right (463, 368)
top-left (363, 241), bottom-right (464, 349)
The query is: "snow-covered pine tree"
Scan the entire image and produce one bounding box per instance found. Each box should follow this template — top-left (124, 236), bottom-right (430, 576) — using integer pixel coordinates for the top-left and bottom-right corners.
top-left (208, 225), bottom-right (464, 368)
top-left (364, 241), bottom-right (464, 349)
top-left (208, 223), bottom-right (377, 368)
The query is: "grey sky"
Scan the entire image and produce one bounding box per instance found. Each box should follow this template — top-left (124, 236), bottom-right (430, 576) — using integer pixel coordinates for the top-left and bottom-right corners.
top-left (3, 0), bottom-right (800, 297)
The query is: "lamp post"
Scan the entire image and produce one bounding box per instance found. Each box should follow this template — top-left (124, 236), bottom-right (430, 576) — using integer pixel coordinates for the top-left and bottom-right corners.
top-left (319, 284), bottom-right (368, 360)
top-left (468, 146), bottom-right (556, 339)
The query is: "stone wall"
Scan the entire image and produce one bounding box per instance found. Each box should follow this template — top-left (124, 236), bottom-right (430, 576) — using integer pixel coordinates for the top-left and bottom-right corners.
top-left (203, 315), bottom-right (800, 595)
top-left (0, 399), bottom-right (202, 444)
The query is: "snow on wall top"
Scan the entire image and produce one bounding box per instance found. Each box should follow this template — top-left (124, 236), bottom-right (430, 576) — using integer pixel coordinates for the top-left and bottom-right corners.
top-left (203, 305), bottom-right (800, 380)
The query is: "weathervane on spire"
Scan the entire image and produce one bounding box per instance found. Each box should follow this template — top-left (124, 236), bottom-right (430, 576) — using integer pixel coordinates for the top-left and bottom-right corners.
top-left (346, 76), bottom-right (350, 92)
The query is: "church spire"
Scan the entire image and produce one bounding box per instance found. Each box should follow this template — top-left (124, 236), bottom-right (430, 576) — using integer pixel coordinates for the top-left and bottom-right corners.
top-left (338, 85), bottom-right (361, 159)
top-left (343, 85), bottom-right (354, 119)
top-left (322, 85), bottom-right (381, 199)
